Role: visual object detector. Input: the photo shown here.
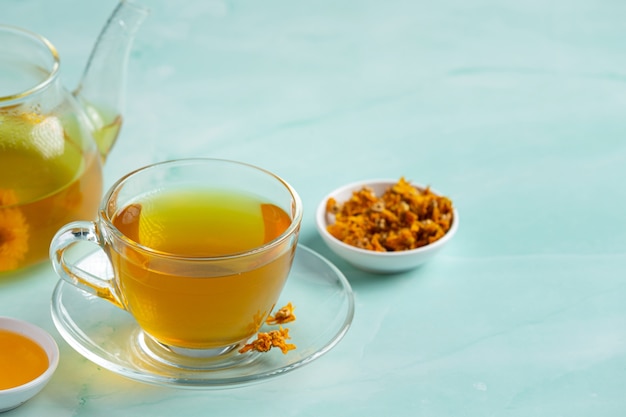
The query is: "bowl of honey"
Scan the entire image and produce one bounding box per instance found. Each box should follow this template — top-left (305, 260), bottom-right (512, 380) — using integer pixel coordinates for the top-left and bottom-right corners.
top-left (0, 317), bottom-right (59, 412)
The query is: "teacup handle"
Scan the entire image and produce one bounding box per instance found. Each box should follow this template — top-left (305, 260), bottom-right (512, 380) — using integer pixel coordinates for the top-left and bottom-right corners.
top-left (49, 221), bottom-right (124, 309)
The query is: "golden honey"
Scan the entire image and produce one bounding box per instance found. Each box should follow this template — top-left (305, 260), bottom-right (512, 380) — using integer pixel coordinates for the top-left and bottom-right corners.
top-left (0, 330), bottom-right (48, 390)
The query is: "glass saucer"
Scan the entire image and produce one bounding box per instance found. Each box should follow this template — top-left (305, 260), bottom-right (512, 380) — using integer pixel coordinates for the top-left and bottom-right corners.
top-left (50, 245), bottom-right (354, 389)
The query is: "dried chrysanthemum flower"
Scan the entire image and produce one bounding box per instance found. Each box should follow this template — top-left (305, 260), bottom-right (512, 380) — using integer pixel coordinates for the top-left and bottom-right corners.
top-left (239, 303), bottom-right (298, 354)
top-left (326, 177), bottom-right (454, 252)
top-left (239, 326), bottom-right (295, 355)
top-left (265, 302), bottom-right (296, 325)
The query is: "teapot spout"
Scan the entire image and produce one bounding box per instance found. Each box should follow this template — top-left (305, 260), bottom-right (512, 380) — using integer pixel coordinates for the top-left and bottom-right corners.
top-left (74, 0), bottom-right (149, 161)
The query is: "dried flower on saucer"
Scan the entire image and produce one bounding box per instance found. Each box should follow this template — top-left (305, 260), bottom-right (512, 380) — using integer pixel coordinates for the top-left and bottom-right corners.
top-left (240, 303), bottom-right (297, 354)
top-left (239, 326), bottom-right (295, 355)
top-left (265, 302), bottom-right (296, 325)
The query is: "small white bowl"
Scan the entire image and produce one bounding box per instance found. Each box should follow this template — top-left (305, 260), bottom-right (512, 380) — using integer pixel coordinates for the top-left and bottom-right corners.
top-left (316, 179), bottom-right (459, 274)
top-left (0, 317), bottom-right (59, 412)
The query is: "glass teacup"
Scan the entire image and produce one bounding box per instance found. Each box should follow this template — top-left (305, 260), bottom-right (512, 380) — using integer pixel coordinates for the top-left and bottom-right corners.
top-left (50, 158), bottom-right (302, 368)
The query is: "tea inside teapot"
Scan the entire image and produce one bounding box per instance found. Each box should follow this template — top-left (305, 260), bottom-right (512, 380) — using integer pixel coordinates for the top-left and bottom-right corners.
top-left (0, 111), bottom-right (103, 272)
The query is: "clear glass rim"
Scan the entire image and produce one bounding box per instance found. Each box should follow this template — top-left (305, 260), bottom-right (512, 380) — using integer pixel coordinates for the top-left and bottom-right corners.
top-left (0, 24), bottom-right (60, 102)
top-left (99, 158), bottom-right (305, 261)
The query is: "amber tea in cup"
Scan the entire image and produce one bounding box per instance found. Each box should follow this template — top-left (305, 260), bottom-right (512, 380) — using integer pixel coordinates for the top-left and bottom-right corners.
top-left (50, 159), bottom-right (302, 366)
top-left (111, 188), bottom-right (292, 350)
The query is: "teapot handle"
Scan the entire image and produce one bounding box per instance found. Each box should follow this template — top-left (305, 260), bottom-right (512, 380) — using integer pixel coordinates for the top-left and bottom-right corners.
top-left (49, 221), bottom-right (124, 309)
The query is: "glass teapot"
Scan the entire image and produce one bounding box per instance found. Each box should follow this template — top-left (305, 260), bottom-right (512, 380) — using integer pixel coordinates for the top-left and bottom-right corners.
top-left (0, 1), bottom-right (148, 273)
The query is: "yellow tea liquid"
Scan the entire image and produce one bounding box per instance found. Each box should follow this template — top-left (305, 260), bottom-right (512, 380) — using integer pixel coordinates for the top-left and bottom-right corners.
top-left (0, 330), bottom-right (49, 389)
top-left (111, 188), bottom-right (295, 349)
top-left (0, 112), bottom-right (104, 272)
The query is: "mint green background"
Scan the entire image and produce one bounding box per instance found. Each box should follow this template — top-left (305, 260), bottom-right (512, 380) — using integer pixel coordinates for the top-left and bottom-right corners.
top-left (2, 0), bottom-right (626, 415)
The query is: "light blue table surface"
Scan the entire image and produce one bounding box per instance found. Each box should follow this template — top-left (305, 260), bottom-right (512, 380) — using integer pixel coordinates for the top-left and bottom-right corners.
top-left (2, 0), bottom-right (626, 415)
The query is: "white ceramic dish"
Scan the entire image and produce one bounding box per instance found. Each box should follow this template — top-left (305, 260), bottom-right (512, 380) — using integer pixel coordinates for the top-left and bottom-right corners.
top-left (316, 179), bottom-right (459, 274)
top-left (0, 317), bottom-right (59, 412)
